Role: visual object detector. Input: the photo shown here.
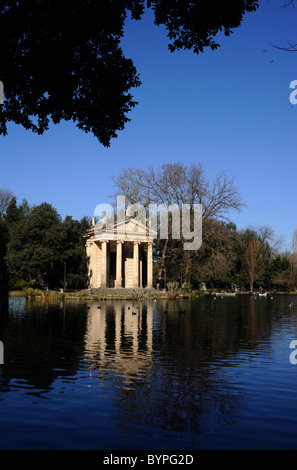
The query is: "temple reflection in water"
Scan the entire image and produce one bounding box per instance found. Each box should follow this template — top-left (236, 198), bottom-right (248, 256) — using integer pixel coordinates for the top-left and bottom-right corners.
top-left (84, 301), bottom-right (154, 378)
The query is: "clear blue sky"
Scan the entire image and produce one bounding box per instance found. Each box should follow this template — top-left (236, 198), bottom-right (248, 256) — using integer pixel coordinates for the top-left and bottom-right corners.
top-left (1, 1), bottom-right (296, 251)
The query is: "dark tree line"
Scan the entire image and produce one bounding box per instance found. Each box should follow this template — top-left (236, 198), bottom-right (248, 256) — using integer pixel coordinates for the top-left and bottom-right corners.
top-left (152, 220), bottom-right (294, 292)
top-left (0, 190), bottom-right (91, 291)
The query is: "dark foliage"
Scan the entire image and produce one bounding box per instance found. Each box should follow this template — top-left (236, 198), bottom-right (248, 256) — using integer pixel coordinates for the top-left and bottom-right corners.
top-left (0, 0), bottom-right (259, 145)
top-left (5, 201), bottom-right (91, 290)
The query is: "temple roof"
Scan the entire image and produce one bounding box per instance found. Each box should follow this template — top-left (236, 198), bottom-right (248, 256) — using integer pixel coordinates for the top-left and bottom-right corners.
top-left (85, 215), bottom-right (156, 242)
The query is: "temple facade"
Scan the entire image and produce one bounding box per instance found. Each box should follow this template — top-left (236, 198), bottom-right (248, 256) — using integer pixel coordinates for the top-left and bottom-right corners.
top-left (85, 216), bottom-right (155, 289)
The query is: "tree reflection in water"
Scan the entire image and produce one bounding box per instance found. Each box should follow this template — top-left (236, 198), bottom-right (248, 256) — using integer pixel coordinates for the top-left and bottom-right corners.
top-left (1, 294), bottom-right (294, 449)
top-left (83, 299), bottom-right (246, 436)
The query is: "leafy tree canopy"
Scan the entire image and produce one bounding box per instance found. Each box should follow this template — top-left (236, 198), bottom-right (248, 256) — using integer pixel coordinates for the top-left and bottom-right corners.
top-left (6, 202), bottom-right (91, 290)
top-left (0, 0), bottom-right (259, 146)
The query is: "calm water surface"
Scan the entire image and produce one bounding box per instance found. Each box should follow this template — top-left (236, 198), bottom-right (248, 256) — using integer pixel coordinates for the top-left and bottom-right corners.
top-left (1, 294), bottom-right (297, 450)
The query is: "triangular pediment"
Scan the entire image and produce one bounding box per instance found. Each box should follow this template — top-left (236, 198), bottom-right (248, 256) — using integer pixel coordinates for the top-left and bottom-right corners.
top-left (88, 216), bottom-right (157, 242)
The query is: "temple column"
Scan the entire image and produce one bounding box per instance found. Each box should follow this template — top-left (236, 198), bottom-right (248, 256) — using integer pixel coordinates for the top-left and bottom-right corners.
top-left (115, 240), bottom-right (123, 287)
top-left (115, 303), bottom-right (121, 355)
top-left (139, 244), bottom-right (143, 287)
top-left (133, 241), bottom-right (140, 288)
top-left (147, 242), bottom-right (153, 288)
top-left (86, 241), bottom-right (93, 287)
top-left (86, 241), bottom-right (100, 288)
top-left (101, 241), bottom-right (108, 287)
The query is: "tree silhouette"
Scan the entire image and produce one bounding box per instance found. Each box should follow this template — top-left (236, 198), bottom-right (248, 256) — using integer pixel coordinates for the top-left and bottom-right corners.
top-left (0, 0), bottom-right (259, 145)
top-left (241, 239), bottom-right (267, 291)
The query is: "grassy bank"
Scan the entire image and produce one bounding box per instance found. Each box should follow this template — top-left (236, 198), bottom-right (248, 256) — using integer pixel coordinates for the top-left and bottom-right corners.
top-left (9, 287), bottom-right (297, 302)
top-left (9, 288), bottom-right (186, 301)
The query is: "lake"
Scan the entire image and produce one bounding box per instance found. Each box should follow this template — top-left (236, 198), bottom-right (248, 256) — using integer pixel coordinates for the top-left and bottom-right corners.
top-left (0, 294), bottom-right (297, 450)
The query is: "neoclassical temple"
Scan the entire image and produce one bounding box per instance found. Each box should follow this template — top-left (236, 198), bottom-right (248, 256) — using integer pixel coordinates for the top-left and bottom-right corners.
top-left (85, 216), bottom-right (155, 289)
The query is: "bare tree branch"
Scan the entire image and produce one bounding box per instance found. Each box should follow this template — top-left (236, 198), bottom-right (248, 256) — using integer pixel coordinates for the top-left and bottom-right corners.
top-left (270, 40), bottom-right (297, 52)
top-left (0, 188), bottom-right (14, 219)
top-left (270, 0), bottom-right (297, 51)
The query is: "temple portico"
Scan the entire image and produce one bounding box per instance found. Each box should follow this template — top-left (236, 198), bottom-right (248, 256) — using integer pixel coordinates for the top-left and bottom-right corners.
top-left (85, 217), bottom-right (155, 289)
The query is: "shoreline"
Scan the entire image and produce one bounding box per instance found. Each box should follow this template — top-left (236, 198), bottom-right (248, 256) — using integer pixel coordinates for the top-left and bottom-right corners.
top-left (8, 288), bottom-right (297, 302)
